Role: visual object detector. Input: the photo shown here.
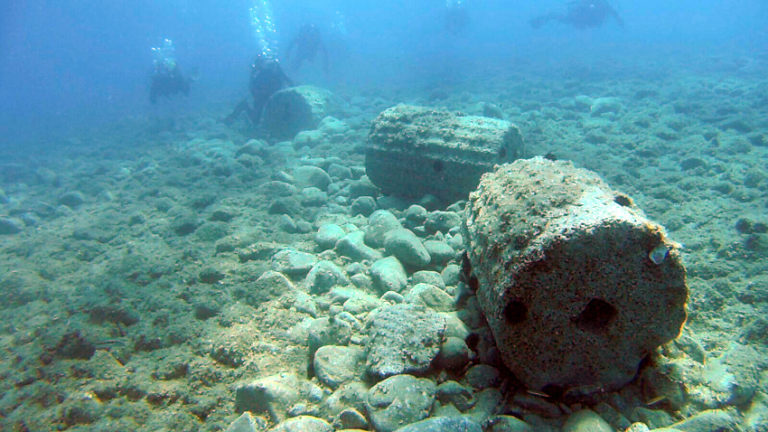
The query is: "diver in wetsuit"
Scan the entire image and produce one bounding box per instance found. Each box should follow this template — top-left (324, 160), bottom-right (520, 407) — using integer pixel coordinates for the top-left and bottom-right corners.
top-left (149, 64), bottom-right (190, 103)
top-left (224, 54), bottom-right (292, 125)
top-left (149, 39), bottom-right (191, 103)
top-left (530, 0), bottom-right (623, 29)
top-left (285, 24), bottom-right (328, 72)
top-left (445, 0), bottom-right (470, 35)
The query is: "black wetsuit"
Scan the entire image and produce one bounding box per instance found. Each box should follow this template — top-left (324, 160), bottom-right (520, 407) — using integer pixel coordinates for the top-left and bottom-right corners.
top-left (149, 65), bottom-right (190, 104)
top-left (285, 24), bottom-right (328, 72)
top-left (225, 58), bottom-right (292, 125)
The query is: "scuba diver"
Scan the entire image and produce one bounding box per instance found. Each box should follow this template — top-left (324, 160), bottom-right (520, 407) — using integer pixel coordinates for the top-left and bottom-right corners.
top-left (149, 39), bottom-right (191, 104)
top-left (285, 24), bottom-right (328, 72)
top-left (224, 53), bottom-right (292, 126)
top-left (445, 0), bottom-right (470, 35)
top-left (530, 0), bottom-right (623, 29)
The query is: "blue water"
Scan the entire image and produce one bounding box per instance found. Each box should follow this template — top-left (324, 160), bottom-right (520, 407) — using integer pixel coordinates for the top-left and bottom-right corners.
top-left (1, 0), bottom-right (766, 145)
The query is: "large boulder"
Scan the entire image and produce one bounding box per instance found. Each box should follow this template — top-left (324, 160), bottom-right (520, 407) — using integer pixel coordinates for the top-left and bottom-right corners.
top-left (366, 104), bottom-right (524, 203)
top-left (462, 157), bottom-right (688, 398)
top-left (261, 85), bottom-right (341, 140)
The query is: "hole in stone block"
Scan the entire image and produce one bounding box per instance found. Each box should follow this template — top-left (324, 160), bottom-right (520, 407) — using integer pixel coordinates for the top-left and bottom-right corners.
top-left (614, 193), bottom-right (633, 207)
top-left (433, 160), bottom-right (444, 173)
top-left (504, 299), bottom-right (527, 324)
top-left (574, 298), bottom-right (617, 333)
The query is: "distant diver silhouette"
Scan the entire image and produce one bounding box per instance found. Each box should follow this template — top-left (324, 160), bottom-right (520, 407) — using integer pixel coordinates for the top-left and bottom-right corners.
top-left (445, 1), bottom-right (470, 35)
top-left (149, 39), bottom-right (191, 103)
top-left (224, 54), bottom-right (292, 125)
top-left (285, 24), bottom-right (328, 72)
top-left (530, 0), bottom-right (623, 29)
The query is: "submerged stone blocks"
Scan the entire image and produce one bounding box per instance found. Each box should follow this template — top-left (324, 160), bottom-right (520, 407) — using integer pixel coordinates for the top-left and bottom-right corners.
top-left (366, 104), bottom-right (524, 203)
top-left (462, 157), bottom-right (688, 397)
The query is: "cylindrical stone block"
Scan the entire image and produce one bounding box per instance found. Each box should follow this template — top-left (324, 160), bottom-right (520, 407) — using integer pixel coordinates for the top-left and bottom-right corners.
top-left (462, 157), bottom-right (688, 398)
top-left (366, 104), bottom-right (524, 204)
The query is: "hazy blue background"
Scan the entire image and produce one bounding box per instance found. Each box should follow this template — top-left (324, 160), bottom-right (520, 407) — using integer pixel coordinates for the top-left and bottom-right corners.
top-left (1, 0), bottom-right (766, 145)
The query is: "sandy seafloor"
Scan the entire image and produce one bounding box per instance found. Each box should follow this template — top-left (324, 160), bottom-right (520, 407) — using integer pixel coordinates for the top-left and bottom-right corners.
top-left (1, 64), bottom-right (767, 432)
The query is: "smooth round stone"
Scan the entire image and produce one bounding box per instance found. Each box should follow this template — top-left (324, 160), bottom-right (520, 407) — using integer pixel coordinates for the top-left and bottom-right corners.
top-left (384, 228), bottom-right (431, 268)
top-left (364, 210), bottom-right (403, 248)
top-left (436, 337), bottom-right (470, 371)
top-left (404, 205), bottom-right (428, 227)
top-left (336, 231), bottom-right (383, 262)
top-left (394, 416), bottom-right (482, 432)
top-left (464, 365), bottom-right (502, 390)
top-left (365, 374), bottom-right (436, 432)
top-left (351, 196), bottom-right (377, 216)
top-left (59, 190), bottom-right (86, 208)
top-left (436, 381), bottom-right (475, 411)
top-left (424, 240), bottom-right (456, 267)
top-left (370, 257), bottom-right (407, 294)
top-left (294, 166), bottom-right (332, 191)
top-left (271, 415), bottom-right (333, 432)
top-left (412, 270), bottom-right (446, 290)
top-left (562, 409), bottom-right (613, 432)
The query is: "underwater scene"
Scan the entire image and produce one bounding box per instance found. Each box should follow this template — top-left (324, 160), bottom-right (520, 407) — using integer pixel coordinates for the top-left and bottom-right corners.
top-left (1, 1), bottom-right (767, 431)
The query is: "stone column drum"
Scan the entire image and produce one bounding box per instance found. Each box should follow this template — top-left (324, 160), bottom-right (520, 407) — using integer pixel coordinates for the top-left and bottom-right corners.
top-left (462, 157), bottom-right (688, 398)
top-left (366, 104), bottom-right (524, 204)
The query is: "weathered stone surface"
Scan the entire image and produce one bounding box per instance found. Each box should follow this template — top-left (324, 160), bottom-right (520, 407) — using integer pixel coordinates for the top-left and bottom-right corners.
top-left (365, 374), bottom-right (436, 432)
top-left (365, 304), bottom-right (446, 379)
top-left (313, 345), bottom-right (365, 389)
top-left (261, 85), bottom-right (341, 140)
top-left (271, 249), bottom-right (318, 277)
top-left (305, 261), bottom-right (348, 294)
top-left (366, 104), bottom-right (524, 203)
top-left (463, 157), bottom-right (688, 396)
top-left (405, 284), bottom-right (454, 312)
top-left (235, 373), bottom-right (304, 423)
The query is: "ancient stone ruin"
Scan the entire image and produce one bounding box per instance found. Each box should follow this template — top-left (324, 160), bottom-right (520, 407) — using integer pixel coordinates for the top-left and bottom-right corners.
top-left (366, 104), bottom-right (524, 203)
top-left (462, 157), bottom-right (689, 399)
